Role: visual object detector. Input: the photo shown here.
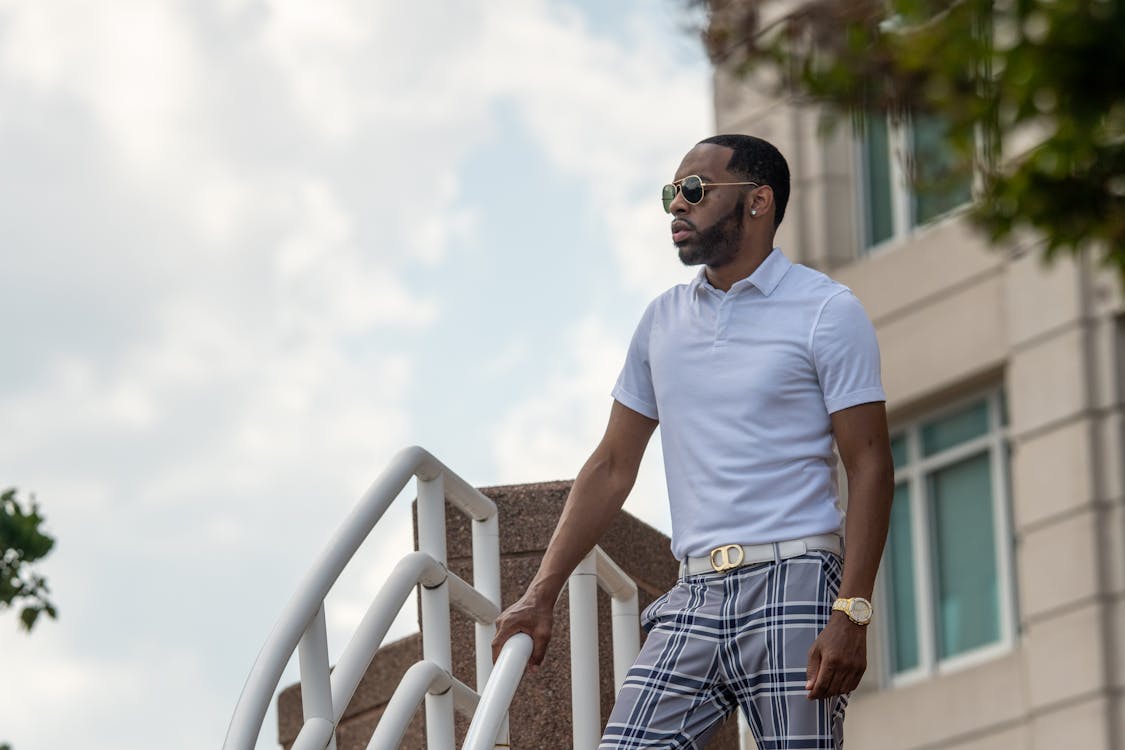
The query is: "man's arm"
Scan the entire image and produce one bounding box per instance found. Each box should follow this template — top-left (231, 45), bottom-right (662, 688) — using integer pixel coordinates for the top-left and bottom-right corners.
top-left (491, 400), bottom-right (658, 668)
top-left (806, 400), bottom-right (894, 700)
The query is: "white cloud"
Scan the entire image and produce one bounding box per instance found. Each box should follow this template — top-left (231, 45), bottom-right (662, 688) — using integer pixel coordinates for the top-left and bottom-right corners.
top-left (272, 180), bottom-right (440, 335)
top-left (0, 0), bottom-right (708, 747)
top-left (493, 316), bottom-right (622, 483)
top-left (0, 0), bottom-right (204, 171)
top-left (480, 1), bottom-right (706, 533)
top-left (0, 627), bottom-right (226, 747)
top-left (255, 0), bottom-right (379, 141)
top-left (463, 0), bottom-right (712, 295)
top-left (492, 316), bottom-right (671, 533)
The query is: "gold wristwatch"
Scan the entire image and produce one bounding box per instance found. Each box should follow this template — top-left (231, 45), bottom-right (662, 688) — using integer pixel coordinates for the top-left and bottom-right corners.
top-left (832, 596), bottom-right (873, 625)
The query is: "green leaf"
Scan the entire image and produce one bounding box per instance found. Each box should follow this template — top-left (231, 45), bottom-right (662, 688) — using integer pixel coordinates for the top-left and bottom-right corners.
top-left (1, 488), bottom-right (58, 631)
top-left (694, 0), bottom-right (1125, 278)
top-left (19, 605), bottom-right (40, 632)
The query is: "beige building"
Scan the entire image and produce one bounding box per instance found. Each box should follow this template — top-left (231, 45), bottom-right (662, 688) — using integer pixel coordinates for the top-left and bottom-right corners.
top-left (712, 45), bottom-right (1125, 750)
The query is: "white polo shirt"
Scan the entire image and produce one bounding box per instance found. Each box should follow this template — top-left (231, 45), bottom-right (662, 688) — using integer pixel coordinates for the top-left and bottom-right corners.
top-left (612, 247), bottom-right (885, 559)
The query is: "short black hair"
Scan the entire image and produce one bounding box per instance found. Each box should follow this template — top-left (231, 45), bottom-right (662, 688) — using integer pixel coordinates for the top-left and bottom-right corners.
top-left (698, 134), bottom-right (791, 230)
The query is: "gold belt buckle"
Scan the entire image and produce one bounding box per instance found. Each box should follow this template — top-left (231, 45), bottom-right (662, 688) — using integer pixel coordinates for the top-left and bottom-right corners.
top-left (709, 544), bottom-right (745, 573)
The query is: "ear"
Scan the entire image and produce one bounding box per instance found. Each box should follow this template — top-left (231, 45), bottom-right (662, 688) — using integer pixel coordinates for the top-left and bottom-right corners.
top-left (749, 185), bottom-right (773, 219)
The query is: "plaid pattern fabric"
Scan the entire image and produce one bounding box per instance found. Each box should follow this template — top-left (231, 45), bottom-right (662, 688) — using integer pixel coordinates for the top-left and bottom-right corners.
top-left (599, 552), bottom-right (846, 750)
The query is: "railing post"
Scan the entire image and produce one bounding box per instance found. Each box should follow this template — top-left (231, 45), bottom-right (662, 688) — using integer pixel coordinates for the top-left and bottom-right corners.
top-left (298, 604), bottom-right (337, 750)
top-left (569, 552), bottom-right (602, 749)
top-left (609, 592), bottom-right (639, 694)
top-left (738, 709), bottom-right (756, 750)
top-left (593, 547), bottom-right (641, 697)
top-left (472, 512), bottom-right (509, 744)
top-left (417, 472), bottom-right (454, 750)
top-left (471, 514), bottom-right (500, 688)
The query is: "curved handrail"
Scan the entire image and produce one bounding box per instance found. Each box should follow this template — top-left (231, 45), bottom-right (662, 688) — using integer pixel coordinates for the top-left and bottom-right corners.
top-left (329, 551), bottom-right (444, 720)
top-left (225, 443), bottom-right (645, 750)
top-left (461, 633), bottom-right (533, 750)
top-left (365, 660), bottom-right (483, 750)
top-left (223, 446), bottom-right (498, 750)
top-left (367, 661), bottom-right (450, 750)
top-left (290, 717), bottom-right (336, 750)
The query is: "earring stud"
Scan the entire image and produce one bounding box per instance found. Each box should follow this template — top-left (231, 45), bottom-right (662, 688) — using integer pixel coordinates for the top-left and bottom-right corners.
top-left (751, 209), bottom-right (758, 216)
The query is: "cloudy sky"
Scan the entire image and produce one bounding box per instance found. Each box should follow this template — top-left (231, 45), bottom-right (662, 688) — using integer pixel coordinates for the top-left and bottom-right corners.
top-left (0, 1), bottom-right (713, 748)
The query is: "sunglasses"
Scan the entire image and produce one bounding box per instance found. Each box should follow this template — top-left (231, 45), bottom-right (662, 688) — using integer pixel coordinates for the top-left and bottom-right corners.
top-left (662, 175), bottom-right (760, 213)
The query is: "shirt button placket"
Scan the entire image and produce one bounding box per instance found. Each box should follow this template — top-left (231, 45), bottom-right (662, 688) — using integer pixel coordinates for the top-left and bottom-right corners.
top-left (715, 295), bottom-right (731, 347)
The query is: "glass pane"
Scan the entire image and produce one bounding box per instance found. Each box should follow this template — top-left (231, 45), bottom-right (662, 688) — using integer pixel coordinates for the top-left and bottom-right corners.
top-left (862, 115), bottom-right (894, 249)
top-left (911, 114), bottom-right (973, 225)
top-left (929, 452), bottom-right (1000, 658)
top-left (891, 435), bottom-right (908, 469)
top-left (921, 400), bottom-right (989, 456)
top-left (887, 481), bottom-right (919, 672)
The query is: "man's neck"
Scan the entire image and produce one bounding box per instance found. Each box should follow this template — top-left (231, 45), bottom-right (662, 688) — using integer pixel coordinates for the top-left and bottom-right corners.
top-left (704, 243), bottom-right (774, 292)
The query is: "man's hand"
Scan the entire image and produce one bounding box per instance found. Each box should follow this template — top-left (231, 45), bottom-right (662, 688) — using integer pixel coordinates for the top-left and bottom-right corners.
top-left (491, 590), bottom-right (556, 671)
top-left (805, 612), bottom-right (868, 699)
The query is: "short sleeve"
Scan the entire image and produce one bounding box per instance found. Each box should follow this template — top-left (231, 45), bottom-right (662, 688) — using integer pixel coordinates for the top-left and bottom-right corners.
top-left (611, 300), bottom-right (659, 420)
top-left (811, 290), bottom-right (886, 414)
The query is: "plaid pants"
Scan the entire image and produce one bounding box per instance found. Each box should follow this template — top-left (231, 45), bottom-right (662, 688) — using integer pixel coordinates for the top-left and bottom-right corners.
top-left (599, 552), bottom-right (846, 750)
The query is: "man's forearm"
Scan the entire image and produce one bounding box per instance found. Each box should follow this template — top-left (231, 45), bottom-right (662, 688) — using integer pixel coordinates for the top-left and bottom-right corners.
top-left (525, 451), bottom-right (638, 605)
top-left (839, 462), bottom-right (894, 600)
top-left (492, 401), bottom-right (655, 666)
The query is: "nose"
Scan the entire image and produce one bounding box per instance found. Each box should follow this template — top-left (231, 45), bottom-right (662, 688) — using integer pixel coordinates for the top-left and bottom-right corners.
top-left (668, 185), bottom-right (690, 215)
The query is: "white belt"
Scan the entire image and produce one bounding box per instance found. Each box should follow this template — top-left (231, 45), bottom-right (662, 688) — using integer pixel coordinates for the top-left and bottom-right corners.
top-left (679, 533), bottom-right (843, 578)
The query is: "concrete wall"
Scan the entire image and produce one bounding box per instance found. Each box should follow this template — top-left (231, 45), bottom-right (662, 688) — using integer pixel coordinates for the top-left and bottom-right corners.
top-left (715, 52), bottom-right (1125, 750)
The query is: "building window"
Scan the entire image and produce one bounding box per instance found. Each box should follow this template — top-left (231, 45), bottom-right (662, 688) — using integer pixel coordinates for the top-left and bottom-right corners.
top-left (857, 114), bottom-right (974, 254)
top-left (882, 390), bottom-right (1015, 683)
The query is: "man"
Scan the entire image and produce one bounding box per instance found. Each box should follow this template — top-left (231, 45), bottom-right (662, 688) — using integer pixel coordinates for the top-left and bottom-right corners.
top-left (492, 134), bottom-right (894, 749)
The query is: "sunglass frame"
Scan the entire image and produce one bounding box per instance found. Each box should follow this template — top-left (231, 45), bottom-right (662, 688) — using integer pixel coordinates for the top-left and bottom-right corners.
top-left (661, 175), bottom-right (761, 213)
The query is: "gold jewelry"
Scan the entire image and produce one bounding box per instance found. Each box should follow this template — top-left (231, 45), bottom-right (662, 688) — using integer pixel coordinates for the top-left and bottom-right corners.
top-left (832, 596), bottom-right (873, 625)
top-left (708, 544), bottom-right (745, 573)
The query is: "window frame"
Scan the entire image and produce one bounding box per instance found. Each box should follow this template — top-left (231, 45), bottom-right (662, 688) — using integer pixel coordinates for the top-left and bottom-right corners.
top-left (854, 115), bottom-right (976, 257)
top-left (880, 388), bottom-right (1017, 688)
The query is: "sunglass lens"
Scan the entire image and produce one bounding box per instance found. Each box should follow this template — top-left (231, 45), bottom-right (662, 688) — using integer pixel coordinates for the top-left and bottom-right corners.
top-left (662, 184), bottom-right (677, 213)
top-left (681, 176), bottom-right (704, 204)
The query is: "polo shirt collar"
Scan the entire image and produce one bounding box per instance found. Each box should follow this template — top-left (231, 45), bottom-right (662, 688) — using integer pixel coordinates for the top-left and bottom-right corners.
top-left (690, 247), bottom-right (792, 297)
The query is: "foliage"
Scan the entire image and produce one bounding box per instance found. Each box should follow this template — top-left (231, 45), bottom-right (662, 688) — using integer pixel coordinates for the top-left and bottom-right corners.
top-left (695, 0), bottom-right (1125, 278)
top-left (1, 488), bottom-right (58, 631)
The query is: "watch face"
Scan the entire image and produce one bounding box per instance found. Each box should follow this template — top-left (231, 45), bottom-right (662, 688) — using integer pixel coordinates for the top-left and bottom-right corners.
top-left (851, 599), bottom-right (873, 622)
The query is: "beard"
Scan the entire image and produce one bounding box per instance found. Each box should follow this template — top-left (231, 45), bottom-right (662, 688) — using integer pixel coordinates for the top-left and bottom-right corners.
top-left (676, 196), bottom-right (745, 268)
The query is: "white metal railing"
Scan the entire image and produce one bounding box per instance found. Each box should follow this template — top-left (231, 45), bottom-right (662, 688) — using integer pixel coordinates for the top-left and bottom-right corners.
top-left (223, 446), bottom-right (506, 750)
top-left (224, 445), bottom-right (645, 750)
top-left (567, 547), bottom-right (640, 748)
top-left (463, 547), bottom-right (640, 750)
top-left (461, 633), bottom-right (533, 750)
